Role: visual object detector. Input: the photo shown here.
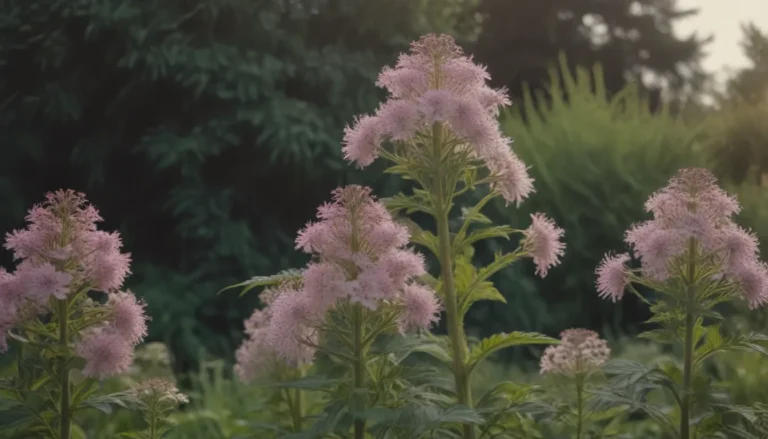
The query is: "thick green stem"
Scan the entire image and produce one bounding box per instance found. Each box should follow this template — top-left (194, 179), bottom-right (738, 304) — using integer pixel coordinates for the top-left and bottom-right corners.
top-left (680, 238), bottom-right (696, 439)
top-left (353, 303), bottom-right (366, 439)
top-left (575, 378), bottom-right (585, 439)
top-left (432, 123), bottom-right (474, 439)
top-left (58, 299), bottom-right (71, 439)
top-left (149, 412), bottom-right (157, 439)
top-left (289, 388), bottom-right (304, 432)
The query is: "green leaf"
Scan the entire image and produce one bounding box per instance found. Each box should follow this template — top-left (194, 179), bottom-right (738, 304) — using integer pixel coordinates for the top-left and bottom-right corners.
top-left (71, 424), bottom-right (87, 439)
top-left (458, 225), bottom-right (514, 250)
top-left (467, 332), bottom-right (557, 373)
top-left (454, 251), bottom-right (522, 318)
top-left (29, 375), bottom-right (50, 392)
top-left (81, 392), bottom-right (134, 415)
top-left (216, 268), bottom-right (303, 296)
top-left (381, 192), bottom-right (433, 216)
top-left (694, 332), bottom-right (768, 367)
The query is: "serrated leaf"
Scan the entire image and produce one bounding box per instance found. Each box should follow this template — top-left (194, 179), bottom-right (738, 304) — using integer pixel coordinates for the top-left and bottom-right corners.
top-left (381, 192), bottom-right (433, 216)
top-left (467, 332), bottom-right (557, 373)
top-left (81, 392), bottom-right (133, 415)
top-left (456, 225), bottom-right (514, 252)
top-left (454, 251), bottom-right (520, 318)
top-left (694, 332), bottom-right (768, 367)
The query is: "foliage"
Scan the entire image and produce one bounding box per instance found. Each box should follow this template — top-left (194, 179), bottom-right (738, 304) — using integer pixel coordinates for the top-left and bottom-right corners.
top-left (480, 56), bottom-right (706, 345)
top-left (0, 0), bottom-right (479, 372)
top-left (470, 0), bottom-right (709, 105)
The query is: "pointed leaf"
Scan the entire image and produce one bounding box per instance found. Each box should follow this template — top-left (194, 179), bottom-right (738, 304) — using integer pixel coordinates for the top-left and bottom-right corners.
top-left (217, 268), bottom-right (303, 296)
top-left (467, 332), bottom-right (557, 373)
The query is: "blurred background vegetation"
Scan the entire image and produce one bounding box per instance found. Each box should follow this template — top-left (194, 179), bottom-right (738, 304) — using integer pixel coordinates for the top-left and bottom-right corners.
top-left (1, 0), bottom-right (768, 435)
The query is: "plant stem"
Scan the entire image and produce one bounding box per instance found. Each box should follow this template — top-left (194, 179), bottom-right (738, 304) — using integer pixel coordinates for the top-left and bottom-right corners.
top-left (353, 303), bottom-right (366, 439)
top-left (575, 377), bottom-right (584, 439)
top-left (149, 413), bottom-right (157, 439)
top-left (288, 388), bottom-right (304, 432)
top-left (431, 122), bottom-right (475, 439)
top-left (58, 299), bottom-right (71, 439)
top-left (680, 238), bottom-right (696, 439)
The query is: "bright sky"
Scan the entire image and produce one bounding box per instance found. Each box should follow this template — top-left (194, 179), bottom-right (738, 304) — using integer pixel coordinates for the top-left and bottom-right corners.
top-left (676, 0), bottom-right (768, 84)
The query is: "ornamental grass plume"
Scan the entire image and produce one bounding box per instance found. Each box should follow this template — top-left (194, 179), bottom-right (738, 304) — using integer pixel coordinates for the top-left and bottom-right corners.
top-left (0, 190), bottom-right (149, 439)
top-left (595, 168), bottom-right (768, 439)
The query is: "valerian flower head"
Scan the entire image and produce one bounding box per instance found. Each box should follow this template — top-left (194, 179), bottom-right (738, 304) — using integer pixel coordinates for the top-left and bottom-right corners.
top-left (540, 329), bottom-right (610, 377)
top-left (4, 190), bottom-right (131, 293)
top-left (596, 253), bottom-right (631, 302)
top-left (521, 213), bottom-right (566, 278)
top-left (295, 185), bottom-right (432, 310)
top-left (132, 378), bottom-right (188, 408)
top-left (106, 291), bottom-right (149, 345)
top-left (343, 34), bottom-right (534, 206)
top-left (264, 287), bottom-right (318, 366)
top-left (264, 186), bottom-right (439, 364)
top-left (75, 328), bottom-right (134, 379)
top-left (398, 284), bottom-right (442, 332)
top-left (597, 168), bottom-right (768, 308)
top-left (0, 191), bottom-right (143, 354)
top-left (234, 285), bottom-right (298, 383)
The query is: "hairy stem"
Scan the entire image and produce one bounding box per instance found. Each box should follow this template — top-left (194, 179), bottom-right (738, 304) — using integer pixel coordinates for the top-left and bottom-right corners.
top-left (680, 238), bottom-right (697, 439)
top-left (353, 303), bottom-right (366, 439)
top-left (432, 122), bottom-right (474, 439)
top-left (58, 299), bottom-right (71, 439)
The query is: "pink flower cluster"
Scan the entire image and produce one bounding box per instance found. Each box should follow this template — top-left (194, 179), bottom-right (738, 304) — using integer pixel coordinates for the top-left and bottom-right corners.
top-left (75, 291), bottom-right (149, 379)
top-left (264, 186), bottom-right (441, 364)
top-left (596, 168), bottom-right (768, 308)
top-left (540, 329), bottom-right (610, 376)
top-left (342, 34), bottom-right (534, 206)
top-left (4, 190), bottom-right (131, 292)
top-left (0, 190), bottom-right (147, 379)
top-left (521, 213), bottom-right (566, 278)
top-left (234, 286), bottom-right (291, 382)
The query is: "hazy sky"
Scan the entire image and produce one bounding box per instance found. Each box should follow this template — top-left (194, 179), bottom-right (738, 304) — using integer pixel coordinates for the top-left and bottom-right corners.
top-left (676, 0), bottom-right (768, 82)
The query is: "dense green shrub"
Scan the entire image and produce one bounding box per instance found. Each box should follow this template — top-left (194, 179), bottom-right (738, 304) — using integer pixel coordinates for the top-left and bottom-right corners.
top-left (468, 56), bottom-right (707, 343)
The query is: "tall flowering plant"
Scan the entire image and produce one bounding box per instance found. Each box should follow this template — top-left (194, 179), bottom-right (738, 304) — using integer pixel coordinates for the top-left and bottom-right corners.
top-left (231, 186), bottom-right (442, 438)
top-left (595, 168), bottom-right (768, 438)
top-left (539, 329), bottom-right (612, 439)
top-left (233, 281), bottom-right (311, 434)
top-left (0, 190), bottom-right (148, 439)
top-left (341, 34), bottom-right (564, 438)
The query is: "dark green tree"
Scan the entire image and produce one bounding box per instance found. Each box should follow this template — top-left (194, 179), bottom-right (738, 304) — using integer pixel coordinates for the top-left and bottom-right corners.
top-left (0, 0), bottom-right (476, 371)
top-left (724, 23), bottom-right (768, 106)
top-left (468, 0), bottom-right (709, 106)
top-left (708, 23), bottom-right (768, 186)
